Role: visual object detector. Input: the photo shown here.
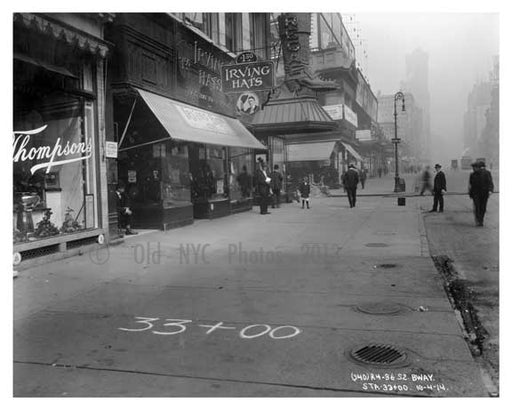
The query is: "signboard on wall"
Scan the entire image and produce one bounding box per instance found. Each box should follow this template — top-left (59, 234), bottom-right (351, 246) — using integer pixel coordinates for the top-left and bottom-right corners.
top-left (343, 104), bottom-right (359, 127)
top-left (322, 104), bottom-right (343, 120)
top-left (105, 141), bottom-right (118, 158)
top-left (356, 130), bottom-right (372, 141)
top-left (221, 61), bottom-right (275, 93)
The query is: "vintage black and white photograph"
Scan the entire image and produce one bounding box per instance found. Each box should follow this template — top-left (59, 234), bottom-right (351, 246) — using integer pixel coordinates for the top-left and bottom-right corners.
top-left (8, 0), bottom-right (506, 401)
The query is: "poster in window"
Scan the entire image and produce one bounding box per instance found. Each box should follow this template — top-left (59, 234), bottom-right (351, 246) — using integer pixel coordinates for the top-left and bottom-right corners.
top-left (216, 179), bottom-right (224, 194)
top-left (128, 170), bottom-right (137, 183)
top-left (85, 194), bottom-right (95, 229)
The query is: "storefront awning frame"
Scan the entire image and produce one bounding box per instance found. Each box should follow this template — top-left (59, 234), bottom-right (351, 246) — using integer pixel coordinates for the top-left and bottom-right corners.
top-left (286, 141), bottom-right (337, 162)
top-left (120, 88), bottom-right (267, 151)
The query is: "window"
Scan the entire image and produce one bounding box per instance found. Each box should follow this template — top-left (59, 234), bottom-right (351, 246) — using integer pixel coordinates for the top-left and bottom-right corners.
top-left (225, 13), bottom-right (243, 53)
top-left (250, 13), bottom-right (268, 59)
top-left (229, 147), bottom-right (254, 201)
top-left (203, 13), bottom-right (220, 44)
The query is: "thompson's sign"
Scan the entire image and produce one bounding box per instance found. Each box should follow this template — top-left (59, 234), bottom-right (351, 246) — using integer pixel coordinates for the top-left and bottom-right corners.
top-left (13, 125), bottom-right (92, 174)
top-left (221, 61), bottom-right (274, 93)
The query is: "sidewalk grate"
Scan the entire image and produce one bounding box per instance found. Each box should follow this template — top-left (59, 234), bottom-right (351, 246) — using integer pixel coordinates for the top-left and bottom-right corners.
top-left (355, 302), bottom-right (407, 315)
top-left (349, 344), bottom-right (409, 367)
top-left (365, 243), bottom-right (389, 247)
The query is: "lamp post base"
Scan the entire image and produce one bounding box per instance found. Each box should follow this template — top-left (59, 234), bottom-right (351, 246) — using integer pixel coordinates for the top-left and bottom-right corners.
top-left (394, 176), bottom-right (405, 193)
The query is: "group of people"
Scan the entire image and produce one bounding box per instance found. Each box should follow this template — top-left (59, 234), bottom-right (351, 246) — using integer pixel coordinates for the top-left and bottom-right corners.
top-left (254, 160), bottom-right (284, 215)
top-left (421, 161), bottom-right (494, 226)
top-left (115, 158), bottom-right (495, 231)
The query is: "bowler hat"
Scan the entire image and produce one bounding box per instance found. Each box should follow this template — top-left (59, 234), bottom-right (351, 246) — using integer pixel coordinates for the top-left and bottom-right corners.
top-left (434, 164), bottom-right (441, 168)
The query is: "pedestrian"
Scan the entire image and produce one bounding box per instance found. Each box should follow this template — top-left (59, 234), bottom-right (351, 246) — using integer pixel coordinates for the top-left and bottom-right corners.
top-left (342, 164), bottom-right (359, 208)
top-left (255, 162), bottom-right (271, 215)
top-left (270, 164), bottom-right (283, 208)
top-left (298, 176), bottom-right (311, 209)
top-left (360, 167), bottom-right (367, 189)
top-left (236, 165), bottom-right (252, 198)
top-left (469, 161), bottom-right (494, 226)
top-left (115, 182), bottom-right (137, 235)
top-left (429, 164), bottom-right (447, 212)
top-left (420, 166), bottom-right (433, 195)
top-left (378, 167), bottom-right (382, 178)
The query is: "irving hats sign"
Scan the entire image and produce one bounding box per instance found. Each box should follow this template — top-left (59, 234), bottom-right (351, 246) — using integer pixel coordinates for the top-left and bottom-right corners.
top-left (221, 60), bottom-right (274, 93)
top-left (13, 125), bottom-right (92, 174)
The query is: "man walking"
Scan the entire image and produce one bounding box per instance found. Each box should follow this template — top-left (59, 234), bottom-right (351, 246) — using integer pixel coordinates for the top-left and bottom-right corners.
top-left (270, 164), bottom-right (283, 208)
top-left (420, 166), bottom-right (433, 195)
top-left (469, 161), bottom-right (494, 226)
top-left (342, 164), bottom-right (359, 208)
top-left (429, 164), bottom-right (446, 213)
top-left (360, 167), bottom-right (367, 189)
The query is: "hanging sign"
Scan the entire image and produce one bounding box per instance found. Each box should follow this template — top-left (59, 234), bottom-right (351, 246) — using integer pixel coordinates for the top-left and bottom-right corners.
top-left (236, 51), bottom-right (258, 64)
top-left (221, 61), bottom-right (275, 93)
top-left (105, 141), bottom-right (118, 158)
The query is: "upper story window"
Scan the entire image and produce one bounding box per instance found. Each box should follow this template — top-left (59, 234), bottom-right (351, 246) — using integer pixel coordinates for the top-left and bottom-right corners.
top-left (182, 13), bottom-right (205, 31)
top-left (318, 13), bottom-right (342, 49)
top-left (203, 13), bottom-right (220, 44)
top-left (249, 13), bottom-right (268, 59)
top-left (225, 13), bottom-right (243, 53)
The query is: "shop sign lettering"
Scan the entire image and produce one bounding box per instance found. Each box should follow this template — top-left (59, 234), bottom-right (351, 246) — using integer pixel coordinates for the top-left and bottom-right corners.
top-left (221, 61), bottom-right (274, 93)
top-left (13, 125), bottom-right (92, 174)
top-left (176, 105), bottom-right (232, 135)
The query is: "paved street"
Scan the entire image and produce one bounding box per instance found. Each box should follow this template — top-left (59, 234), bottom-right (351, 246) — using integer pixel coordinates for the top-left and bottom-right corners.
top-left (417, 169), bottom-right (499, 393)
top-left (14, 187), bottom-right (490, 397)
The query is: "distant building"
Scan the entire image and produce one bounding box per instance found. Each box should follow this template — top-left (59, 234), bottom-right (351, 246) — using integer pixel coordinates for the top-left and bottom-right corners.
top-left (401, 48), bottom-right (431, 162)
top-left (377, 92), bottom-right (423, 171)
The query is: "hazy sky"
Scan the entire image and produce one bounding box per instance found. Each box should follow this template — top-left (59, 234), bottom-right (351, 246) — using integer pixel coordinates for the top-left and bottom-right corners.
top-left (354, 13), bottom-right (499, 163)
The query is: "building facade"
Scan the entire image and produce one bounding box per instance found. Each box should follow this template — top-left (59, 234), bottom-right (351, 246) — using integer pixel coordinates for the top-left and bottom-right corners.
top-left (13, 13), bottom-right (113, 269)
top-left (105, 13), bottom-right (270, 236)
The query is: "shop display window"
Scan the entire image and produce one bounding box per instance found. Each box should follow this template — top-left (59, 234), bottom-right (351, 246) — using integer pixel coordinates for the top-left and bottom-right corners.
top-left (118, 140), bottom-right (191, 208)
top-left (189, 144), bottom-right (228, 201)
top-left (13, 93), bottom-right (97, 244)
top-left (162, 143), bottom-right (191, 207)
top-left (229, 147), bottom-right (254, 201)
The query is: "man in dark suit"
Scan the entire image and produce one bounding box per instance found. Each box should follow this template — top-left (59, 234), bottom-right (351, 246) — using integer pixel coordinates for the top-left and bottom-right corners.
top-left (342, 164), bottom-right (359, 208)
top-left (429, 163), bottom-right (446, 213)
top-left (255, 162), bottom-right (271, 215)
top-left (270, 164), bottom-right (283, 208)
top-left (469, 161), bottom-right (494, 226)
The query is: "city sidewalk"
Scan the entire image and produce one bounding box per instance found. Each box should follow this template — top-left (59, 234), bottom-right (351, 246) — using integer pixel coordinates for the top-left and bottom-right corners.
top-left (14, 194), bottom-right (487, 396)
top-left (328, 173), bottom-right (420, 197)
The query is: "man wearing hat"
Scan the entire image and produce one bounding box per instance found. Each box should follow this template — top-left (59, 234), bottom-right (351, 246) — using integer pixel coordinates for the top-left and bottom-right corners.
top-left (468, 161), bottom-right (494, 226)
top-left (342, 164), bottom-right (360, 208)
top-left (429, 164), bottom-right (446, 213)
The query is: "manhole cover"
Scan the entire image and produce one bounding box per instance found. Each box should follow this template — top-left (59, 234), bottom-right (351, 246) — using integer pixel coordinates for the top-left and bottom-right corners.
top-left (355, 302), bottom-right (407, 315)
top-left (365, 243), bottom-right (389, 247)
top-left (349, 344), bottom-right (409, 367)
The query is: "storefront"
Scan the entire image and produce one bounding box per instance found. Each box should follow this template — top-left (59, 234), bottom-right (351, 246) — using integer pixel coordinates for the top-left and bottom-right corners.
top-left (105, 14), bottom-right (266, 232)
top-left (13, 13), bottom-right (111, 267)
top-left (114, 88), bottom-right (264, 228)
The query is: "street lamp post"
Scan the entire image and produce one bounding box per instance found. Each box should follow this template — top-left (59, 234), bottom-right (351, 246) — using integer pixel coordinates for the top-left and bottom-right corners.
top-left (392, 91), bottom-right (406, 192)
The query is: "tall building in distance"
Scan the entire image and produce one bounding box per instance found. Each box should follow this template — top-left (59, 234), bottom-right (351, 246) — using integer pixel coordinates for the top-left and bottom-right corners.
top-left (401, 48), bottom-right (431, 162)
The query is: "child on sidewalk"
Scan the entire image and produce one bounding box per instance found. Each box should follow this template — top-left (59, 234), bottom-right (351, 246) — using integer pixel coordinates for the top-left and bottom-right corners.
top-left (298, 176), bottom-right (311, 209)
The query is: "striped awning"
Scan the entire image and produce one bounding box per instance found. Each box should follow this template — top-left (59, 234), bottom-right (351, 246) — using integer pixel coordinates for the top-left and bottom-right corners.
top-left (342, 142), bottom-right (363, 161)
top-left (122, 88), bottom-right (266, 151)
